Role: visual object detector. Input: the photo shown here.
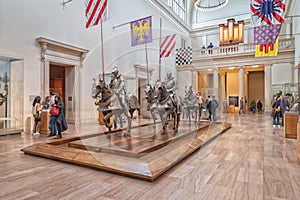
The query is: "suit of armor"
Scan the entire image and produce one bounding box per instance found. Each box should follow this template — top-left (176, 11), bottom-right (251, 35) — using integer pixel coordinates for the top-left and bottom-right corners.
top-left (110, 67), bottom-right (131, 118)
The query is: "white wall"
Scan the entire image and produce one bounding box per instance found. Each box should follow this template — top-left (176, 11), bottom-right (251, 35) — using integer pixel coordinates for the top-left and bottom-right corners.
top-left (272, 63), bottom-right (293, 85)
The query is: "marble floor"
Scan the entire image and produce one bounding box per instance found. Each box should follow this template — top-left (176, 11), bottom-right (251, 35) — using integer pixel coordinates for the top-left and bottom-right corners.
top-left (0, 113), bottom-right (299, 200)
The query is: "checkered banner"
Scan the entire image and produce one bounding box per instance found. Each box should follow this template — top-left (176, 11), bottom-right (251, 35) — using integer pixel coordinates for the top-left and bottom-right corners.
top-left (175, 47), bottom-right (192, 65)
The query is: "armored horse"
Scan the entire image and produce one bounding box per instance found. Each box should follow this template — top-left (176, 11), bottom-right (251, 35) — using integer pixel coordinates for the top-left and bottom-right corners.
top-left (145, 81), bottom-right (180, 134)
top-left (183, 86), bottom-right (200, 123)
top-left (92, 80), bottom-right (139, 136)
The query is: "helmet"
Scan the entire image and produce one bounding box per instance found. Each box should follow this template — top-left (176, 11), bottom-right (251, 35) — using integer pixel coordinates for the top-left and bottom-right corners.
top-left (112, 67), bottom-right (119, 77)
top-left (166, 71), bottom-right (172, 79)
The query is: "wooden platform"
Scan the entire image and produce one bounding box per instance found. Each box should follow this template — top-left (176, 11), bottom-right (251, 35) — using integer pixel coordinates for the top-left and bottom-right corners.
top-left (22, 120), bottom-right (231, 181)
top-left (0, 128), bottom-right (23, 136)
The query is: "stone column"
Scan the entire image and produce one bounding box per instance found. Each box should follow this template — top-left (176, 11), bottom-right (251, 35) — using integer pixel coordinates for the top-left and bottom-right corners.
top-left (192, 70), bottom-right (198, 92)
top-left (264, 64), bottom-right (272, 112)
top-left (213, 68), bottom-right (219, 101)
top-left (40, 42), bottom-right (48, 99)
top-left (220, 72), bottom-right (226, 104)
top-left (239, 66), bottom-right (244, 101)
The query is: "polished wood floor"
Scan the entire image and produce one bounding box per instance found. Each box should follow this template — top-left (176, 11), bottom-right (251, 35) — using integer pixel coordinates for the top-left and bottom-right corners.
top-left (1, 113), bottom-right (300, 200)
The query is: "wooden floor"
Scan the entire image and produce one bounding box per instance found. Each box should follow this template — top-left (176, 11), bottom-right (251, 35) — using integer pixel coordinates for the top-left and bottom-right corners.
top-left (1, 113), bottom-right (300, 199)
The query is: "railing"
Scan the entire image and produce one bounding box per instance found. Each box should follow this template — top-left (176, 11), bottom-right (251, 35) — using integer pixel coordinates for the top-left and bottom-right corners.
top-left (193, 38), bottom-right (295, 58)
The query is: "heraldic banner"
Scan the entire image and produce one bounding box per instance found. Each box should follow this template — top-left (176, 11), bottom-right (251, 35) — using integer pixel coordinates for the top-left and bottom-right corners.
top-left (250, 0), bottom-right (286, 57)
top-left (130, 16), bottom-right (152, 46)
top-left (176, 47), bottom-right (192, 65)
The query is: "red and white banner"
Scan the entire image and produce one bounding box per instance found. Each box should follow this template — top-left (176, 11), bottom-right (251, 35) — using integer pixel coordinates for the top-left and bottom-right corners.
top-left (160, 34), bottom-right (176, 58)
top-left (85, 0), bottom-right (108, 28)
top-left (250, 0), bottom-right (286, 26)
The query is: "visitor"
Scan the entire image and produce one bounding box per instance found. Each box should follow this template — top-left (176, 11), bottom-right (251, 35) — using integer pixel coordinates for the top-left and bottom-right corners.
top-left (223, 98), bottom-right (228, 114)
top-left (32, 96), bottom-right (42, 135)
top-left (250, 100), bottom-right (256, 113)
top-left (239, 97), bottom-right (245, 114)
top-left (272, 95), bottom-right (281, 128)
top-left (211, 96), bottom-right (218, 121)
top-left (207, 42), bottom-right (214, 54)
top-left (201, 45), bottom-right (206, 54)
top-left (53, 95), bottom-right (68, 139)
top-left (257, 100), bottom-right (263, 113)
top-left (206, 96), bottom-right (212, 121)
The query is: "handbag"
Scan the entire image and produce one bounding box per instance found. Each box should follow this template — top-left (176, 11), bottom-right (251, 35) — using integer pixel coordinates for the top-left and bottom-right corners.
top-left (35, 117), bottom-right (41, 122)
top-left (50, 106), bottom-right (59, 116)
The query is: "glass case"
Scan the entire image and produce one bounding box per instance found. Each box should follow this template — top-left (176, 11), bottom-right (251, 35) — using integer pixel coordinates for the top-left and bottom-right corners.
top-left (0, 58), bottom-right (24, 130)
top-left (270, 83), bottom-right (299, 113)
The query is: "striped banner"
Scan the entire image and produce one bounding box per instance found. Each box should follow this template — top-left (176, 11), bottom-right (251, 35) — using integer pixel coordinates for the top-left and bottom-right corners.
top-left (160, 34), bottom-right (176, 58)
top-left (85, 0), bottom-right (108, 28)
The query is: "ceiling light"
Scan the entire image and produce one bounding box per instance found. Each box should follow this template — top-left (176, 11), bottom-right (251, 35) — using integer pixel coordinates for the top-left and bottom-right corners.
top-left (194, 0), bottom-right (229, 12)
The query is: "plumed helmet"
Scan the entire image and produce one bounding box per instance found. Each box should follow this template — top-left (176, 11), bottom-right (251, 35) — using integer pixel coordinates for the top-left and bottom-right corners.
top-left (112, 67), bottom-right (119, 77)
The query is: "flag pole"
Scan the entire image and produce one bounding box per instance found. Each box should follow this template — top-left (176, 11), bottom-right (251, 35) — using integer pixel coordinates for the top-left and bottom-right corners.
top-left (158, 17), bottom-right (162, 81)
top-left (101, 19), bottom-right (105, 81)
top-left (145, 43), bottom-right (150, 86)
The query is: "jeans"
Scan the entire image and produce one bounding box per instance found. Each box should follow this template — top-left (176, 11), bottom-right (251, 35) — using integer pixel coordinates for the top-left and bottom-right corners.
top-left (281, 110), bottom-right (285, 127)
top-left (272, 112), bottom-right (280, 125)
top-left (49, 115), bottom-right (57, 135)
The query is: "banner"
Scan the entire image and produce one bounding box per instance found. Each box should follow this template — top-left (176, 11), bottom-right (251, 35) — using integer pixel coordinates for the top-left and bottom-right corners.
top-left (85, 0), bottom-right (108, 28)
top-left (250, 0), bottom-right (285, 57)
top-left (255, 38), bottom-right (279, 57)
top-left (176, 47), bottom-right (192, 65)
top-left (250, 0), bottom-right (285, 26)
top-left (254, 24), bottom-right (281, 45)
top-left (160, 34), bottom-right (176, 58)
top-left (130, 16), bottom-right (152, 46)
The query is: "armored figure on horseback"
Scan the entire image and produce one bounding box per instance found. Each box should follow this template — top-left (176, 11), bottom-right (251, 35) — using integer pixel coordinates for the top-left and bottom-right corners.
top-left (92, 67), bottom-right (140, 136)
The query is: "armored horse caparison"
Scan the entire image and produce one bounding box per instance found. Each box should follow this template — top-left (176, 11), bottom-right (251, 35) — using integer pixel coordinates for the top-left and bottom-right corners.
top-left (92, 79), bottom-right (140, 136)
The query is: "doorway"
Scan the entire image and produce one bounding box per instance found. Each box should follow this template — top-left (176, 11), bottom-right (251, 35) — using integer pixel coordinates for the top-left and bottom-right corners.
top-left (50, 65), bottom-right (65, 100)
top-left (49, 64), bottom-right (75, 123)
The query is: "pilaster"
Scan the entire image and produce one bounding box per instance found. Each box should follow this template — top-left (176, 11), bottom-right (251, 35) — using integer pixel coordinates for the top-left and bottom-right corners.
top-left (239, 66), bottom-right (244, 101)
top-left (264, 64), bottom-right (272, 112)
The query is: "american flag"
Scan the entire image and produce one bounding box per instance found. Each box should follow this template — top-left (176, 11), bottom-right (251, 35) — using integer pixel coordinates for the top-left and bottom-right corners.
top-left (160, 34), bottom-right (176, 58)
top-left (85, 0), bottom-right (108, 28)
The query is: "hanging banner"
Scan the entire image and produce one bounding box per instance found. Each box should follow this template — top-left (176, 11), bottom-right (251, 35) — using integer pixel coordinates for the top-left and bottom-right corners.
top-left (130, 16), bottom-right (152, 46)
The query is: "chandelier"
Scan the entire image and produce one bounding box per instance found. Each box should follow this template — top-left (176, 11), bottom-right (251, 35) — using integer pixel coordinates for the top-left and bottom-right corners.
top-left (194, 0), bottom-right (229, 12)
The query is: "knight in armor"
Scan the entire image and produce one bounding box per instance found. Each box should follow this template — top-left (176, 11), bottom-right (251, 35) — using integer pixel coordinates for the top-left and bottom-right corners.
top-left (163, 71), bottom-right (177, 105)
top-left (109, 67), bottom-right (132, 132)
top-left (164, 71), bottom-right (176, 94)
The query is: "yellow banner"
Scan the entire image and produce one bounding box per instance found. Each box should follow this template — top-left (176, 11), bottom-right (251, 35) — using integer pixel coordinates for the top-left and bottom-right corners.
top-left (255, 38), bottom-right (279, 57)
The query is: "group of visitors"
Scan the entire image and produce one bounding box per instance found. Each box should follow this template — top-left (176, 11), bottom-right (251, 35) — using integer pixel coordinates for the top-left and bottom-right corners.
top-left (32, 92), bottom-right (68, 139)
top-left (271, 90), bottom-right (290, 128)
top-left (206, 95), bottom-right (219, 121)
top-left (201, 42), bottom-right (214, 54)
top-left (249, 100), bottom-right (263, 113)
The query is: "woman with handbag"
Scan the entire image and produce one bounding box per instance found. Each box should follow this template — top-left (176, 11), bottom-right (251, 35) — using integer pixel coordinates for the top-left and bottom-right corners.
top-left (32, 96), bottom-right (42, 135)
top-left (52, 95), bottom-right (68, 139)
top-left (272, 95), bottom-right (281, 128)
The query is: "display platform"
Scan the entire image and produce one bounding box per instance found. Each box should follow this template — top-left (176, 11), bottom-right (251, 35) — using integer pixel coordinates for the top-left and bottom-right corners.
top-left (0, 128), bottom-right (23, 136)
top-left (22, 120), bottom-right (231, 181)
